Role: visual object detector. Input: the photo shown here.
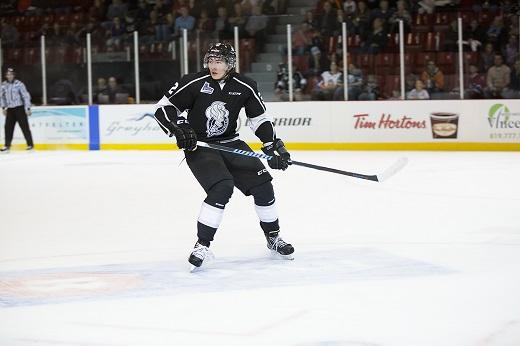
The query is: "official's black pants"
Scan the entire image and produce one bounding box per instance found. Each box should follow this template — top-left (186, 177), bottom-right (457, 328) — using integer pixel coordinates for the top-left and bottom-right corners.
top-left (4, 106), bottom-right (33, 147)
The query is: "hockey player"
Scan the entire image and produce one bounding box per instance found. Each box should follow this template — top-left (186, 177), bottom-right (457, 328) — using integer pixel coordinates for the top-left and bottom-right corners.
top-left (153, 42), bottom-right (294, 268)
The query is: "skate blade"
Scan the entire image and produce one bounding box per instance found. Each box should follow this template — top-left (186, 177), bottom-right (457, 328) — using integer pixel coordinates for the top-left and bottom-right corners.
top-left (188, 252), bottom-right (215, 273)
top-left (190, 265), bottom-right (203, 273)
top-left (270, 250), bottom-right (294, 260)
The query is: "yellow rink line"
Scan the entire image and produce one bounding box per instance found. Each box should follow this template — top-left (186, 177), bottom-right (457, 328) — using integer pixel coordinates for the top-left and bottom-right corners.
top-left (8, 142), bottom-right (520, 151)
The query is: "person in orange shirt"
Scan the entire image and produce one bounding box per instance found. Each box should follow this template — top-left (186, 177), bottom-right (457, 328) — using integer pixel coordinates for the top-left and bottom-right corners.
top-left (421, 60), bottom-right (445, 95)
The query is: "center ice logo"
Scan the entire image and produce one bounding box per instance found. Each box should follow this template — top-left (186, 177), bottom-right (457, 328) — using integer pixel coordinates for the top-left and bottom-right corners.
top-left (205, 101), bottom-right (229, 137)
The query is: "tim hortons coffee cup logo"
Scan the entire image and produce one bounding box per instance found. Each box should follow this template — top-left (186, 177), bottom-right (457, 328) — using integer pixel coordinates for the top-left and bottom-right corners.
top-left (430, 112), bottom-right (459, 139)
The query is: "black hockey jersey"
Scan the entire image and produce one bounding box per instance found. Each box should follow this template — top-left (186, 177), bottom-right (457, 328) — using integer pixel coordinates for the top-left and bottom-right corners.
top-left (154, 71), bottom-right (276, 143)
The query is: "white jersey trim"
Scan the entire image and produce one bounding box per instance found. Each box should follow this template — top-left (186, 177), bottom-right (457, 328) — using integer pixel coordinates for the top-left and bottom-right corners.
top-left (153, 108), bottom-right (172, 136)
top-left (169, 74), bottom-right (210, 99)
top-left (247, 112), bottom-right (274, 133)
top-left (232, 77), bottom-right (266, 113)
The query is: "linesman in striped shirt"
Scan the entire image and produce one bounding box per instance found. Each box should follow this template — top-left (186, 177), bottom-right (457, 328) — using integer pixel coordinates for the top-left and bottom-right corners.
top-left (1, 68), bottom-right (34, 152)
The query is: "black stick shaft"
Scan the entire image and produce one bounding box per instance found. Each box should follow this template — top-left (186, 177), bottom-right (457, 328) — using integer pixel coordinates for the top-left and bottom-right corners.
top-left (291, 160), bottom-right (379, 181)
top-left (197, 141), bottom-right (379, 182)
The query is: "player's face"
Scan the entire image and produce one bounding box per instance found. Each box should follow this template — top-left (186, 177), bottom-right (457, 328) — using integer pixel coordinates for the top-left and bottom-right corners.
top-left (208, 58), bottom-right (228, 80)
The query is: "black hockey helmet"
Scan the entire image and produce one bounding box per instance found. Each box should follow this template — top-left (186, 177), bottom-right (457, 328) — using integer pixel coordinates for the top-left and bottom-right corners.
top-left (203, 42), bottom-right (237, 75)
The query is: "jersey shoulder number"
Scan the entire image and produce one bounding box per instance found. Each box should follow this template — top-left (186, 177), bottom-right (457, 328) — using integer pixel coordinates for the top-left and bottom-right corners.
top-left (168, 82), bottom-right (179, 95)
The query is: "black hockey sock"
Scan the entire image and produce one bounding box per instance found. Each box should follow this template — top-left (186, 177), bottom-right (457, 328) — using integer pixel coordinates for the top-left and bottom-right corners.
top-left (260, 220), bottom-right (280, 236)
top-left (197, 222), bottom-right (216, 247)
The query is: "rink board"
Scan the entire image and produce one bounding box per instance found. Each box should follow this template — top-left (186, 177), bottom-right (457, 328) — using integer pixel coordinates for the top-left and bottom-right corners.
top-left (3, 101), bottom-right (520, 150)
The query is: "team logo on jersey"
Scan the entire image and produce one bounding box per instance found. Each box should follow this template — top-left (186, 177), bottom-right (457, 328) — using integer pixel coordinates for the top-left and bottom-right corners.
top-left (205, 101), bottom-right (229, 137)
top-left (200, 82), bottom-right (214, 94)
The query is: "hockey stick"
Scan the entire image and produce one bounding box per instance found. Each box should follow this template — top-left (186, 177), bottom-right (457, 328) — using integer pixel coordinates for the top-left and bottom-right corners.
top-left (196, 141), bottom-right (408, 182)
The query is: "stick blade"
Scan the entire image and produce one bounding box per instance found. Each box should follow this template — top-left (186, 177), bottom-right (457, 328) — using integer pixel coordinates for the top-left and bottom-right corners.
top-left (376, 157), bottom-right (408, 182)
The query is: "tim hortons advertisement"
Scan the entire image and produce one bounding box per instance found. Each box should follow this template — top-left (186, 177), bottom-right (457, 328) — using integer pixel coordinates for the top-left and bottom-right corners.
top-left (338, 101), bottom-right (464, 142)
top-left (0, 106), bottom-right (89, 144)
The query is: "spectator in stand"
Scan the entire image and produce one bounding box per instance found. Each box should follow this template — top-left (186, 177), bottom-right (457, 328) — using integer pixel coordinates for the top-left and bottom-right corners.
top-left (89, 0), bottom-right (107, 22)
top-left (187, 0), bottom-right (203, 19)
top-left (135, 0), bottom-right (151, 24)
top-left (405, 72), bottom-right (419, 91)
top-left (333, 9), bottom-right (348, 37)
top-left (352, 1), bottom-right (370, 36)
top-left (154, 0), bottom-right (170, 18)
top-left (174, 6), bottom-right (196, 37)
top-left (370, 0), bottom-right (393, 30)
top-left (361, 17), bottom-right (387, 54)
top-left (245, 5), bottom-right (269, 52)
top-left (308, 46), bottom-right (330, 76)
top-left (312, 61), bottom-right (343, 100)
top-left (464, 63), bottom-right (486, 99)
top-left (464, 19), bottom-right (486, 52)
top-left (106, 0), bottom-right (128, 21)
top-left (106, 16), bottom-right (126, 48)
top-left (308, 28), bottom-right (325, 52)
top-left (94, 77), bottom-right (107, 103)
top-left (275, 63), bottom-right (307, 101)
top-left (505, 59), bottom-right (520, 98)
top-left (317, 1), bottom-right (337, 36)
top-left (101, 76), bottom-right (125, 103)
top-left (480, 43), bottom-right (496, 73)
top-left (442, 20), bottom-right (459, 52)
top-left (156, 12), bottom-right (175, 41)
top-left (486, 16), bottom-right (505, 47)
top-left (502, 34), bottom-right (518, 66)
top-left (485, 54), bottom-right (511, 98)
top-left (342, 62), bottom-right (364, 100)
top-left (213, 0), bottom-right (234, 17)
top-left (48, 23), bottom-right (65, 46)
top-left (389, 0), bottom-right (411, 33)
top-left (292, 23), bottom-right (310, 56)
top-left (358, 74), bottom-right (380, 100)
top-left (343, 0), bottom-right (357, 15)
top-left (421, 60), bottom-right (445, 94)
top-left (140, 10), bottom-right (160, 44)
top-left (197, 8), bottom-right (215, 37)
top-left (331, 62), bottom-right (363, 100)
top-left (407, 79), bottom-right (430, 99)
top-left (0, 18), bottom-right (19, 47)
top-left (229, 3), bottom-right (247, 37)
top-left (64, 22), bottom-right (80, 46)
top-left (303, 10), bottom-right (319, 31)
top-left (215, 6), bottom-right (233, 40)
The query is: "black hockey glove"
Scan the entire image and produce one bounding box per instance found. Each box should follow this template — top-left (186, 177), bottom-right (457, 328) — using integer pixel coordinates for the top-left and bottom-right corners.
top-left (262, 139), bottom-right (291, 170)
top-left (173, 123), bottom-right (197, 151)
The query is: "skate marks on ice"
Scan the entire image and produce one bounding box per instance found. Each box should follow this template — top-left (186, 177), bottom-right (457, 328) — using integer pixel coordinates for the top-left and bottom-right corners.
top-left (0, 247), bottom-right (452, 308)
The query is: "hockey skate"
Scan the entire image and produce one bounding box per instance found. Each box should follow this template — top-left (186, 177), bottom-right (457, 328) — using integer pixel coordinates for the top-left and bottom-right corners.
top-left (265, 231), bottom-right (294, 260)
top-left (188, 242), bottom-right (214, 272)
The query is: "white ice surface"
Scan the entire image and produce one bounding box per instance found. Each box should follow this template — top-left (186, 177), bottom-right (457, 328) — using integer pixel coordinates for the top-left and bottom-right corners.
top-left (1, 150), bottom-right (520, 346)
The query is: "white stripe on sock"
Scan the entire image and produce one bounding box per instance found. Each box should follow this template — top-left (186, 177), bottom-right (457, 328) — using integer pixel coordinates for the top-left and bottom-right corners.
top-left (198, 202), bottom-right (225, 229)
top-left (255, 203), bottom-right (278, 223)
